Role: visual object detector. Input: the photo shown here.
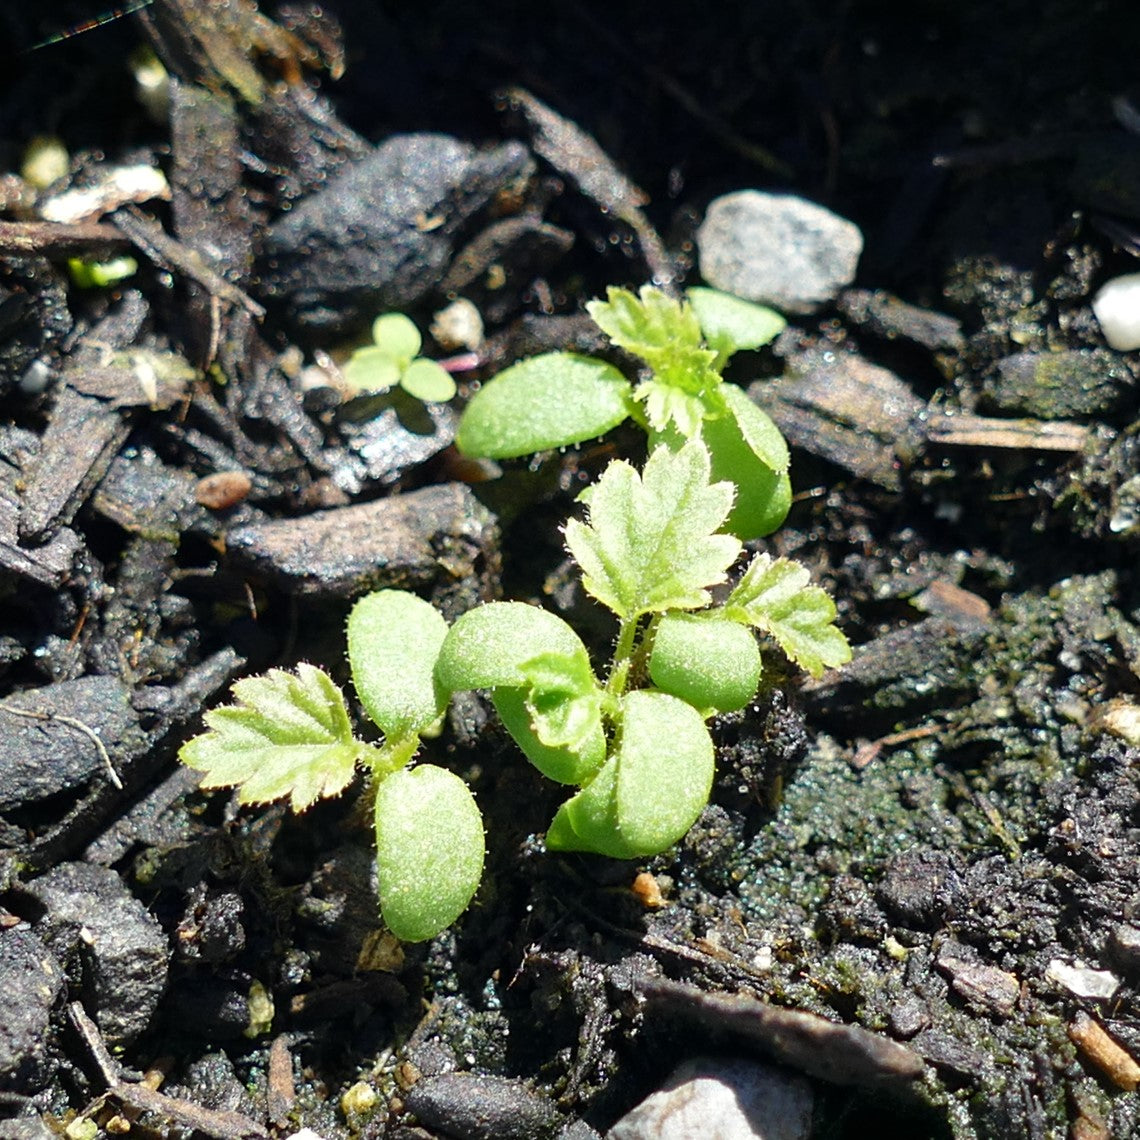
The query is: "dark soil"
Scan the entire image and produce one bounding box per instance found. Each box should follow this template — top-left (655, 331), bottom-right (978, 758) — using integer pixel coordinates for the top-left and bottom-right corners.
top-left (1, 2), bottom-right (1140, 1139)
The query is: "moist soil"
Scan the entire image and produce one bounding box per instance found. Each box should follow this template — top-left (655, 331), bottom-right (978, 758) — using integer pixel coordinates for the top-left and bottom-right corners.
top-left (1, 3), bottom-right (1140, 1139)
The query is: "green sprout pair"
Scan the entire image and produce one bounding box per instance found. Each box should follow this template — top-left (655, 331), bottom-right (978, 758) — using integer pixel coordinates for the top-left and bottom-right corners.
top-left (343, 312), bottom-right (457, 403)
top-left (180, 439), bottom-right (849, 943)
top-left (456, 285), bottom-right (789, 539)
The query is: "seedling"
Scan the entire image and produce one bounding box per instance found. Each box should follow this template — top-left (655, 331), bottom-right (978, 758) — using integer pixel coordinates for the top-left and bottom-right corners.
top-left (179, 439), bottom-right (849, 942)
top-left (455, 286), bottom-right (789, 539)
top-left (343, 313), bottom-right (457, 403)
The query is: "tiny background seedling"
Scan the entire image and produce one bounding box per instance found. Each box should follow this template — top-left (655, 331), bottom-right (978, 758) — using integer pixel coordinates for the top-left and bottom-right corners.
top-left (343, 313), bottom-right (456, 403)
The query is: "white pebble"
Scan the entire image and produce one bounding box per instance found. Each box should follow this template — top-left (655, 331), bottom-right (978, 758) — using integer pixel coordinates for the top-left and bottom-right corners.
top-left (1092, 273), bottom-right (1140, 351)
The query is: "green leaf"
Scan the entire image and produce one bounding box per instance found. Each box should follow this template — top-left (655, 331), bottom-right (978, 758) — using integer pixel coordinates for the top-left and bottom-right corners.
top-left (518, 650), bottom-right (603, 750)
top-left (347, 590), bottom-right (449, 740)
top-left (564, 439), bottom-right (741, 621)
top-left (400, 358), bottom-right (457, 402)
top-left (343, 345), bottom-right (401, 393)
top-left (371, 312), bottom-right (422, 364)
top-left (435, 602), bottom-right (589, 692)
top-left (700, 385), bottom-right (791, 539)
top-left (634, 379), bottom-right (707, 436)
top-left (492, 687), bottom-right (606, 785)
top-left (455, 353), bottom-right (632, 458)
top-left (586, 286), bottom-right (719, 395)
top-left (725, 553), bottom-right (852, 678)
top-left (720, 382), bottom-right (789, 473)
top-left (545, 690), bottom-right (714, 857)
top-left (687, 287), bottom-right (786, 364)
top-left (649, 613), bottom-right (762, 714)
top-left (374, 764), bottom-right (484, 941)
top-left (179, 664), bottom-right (368, 812)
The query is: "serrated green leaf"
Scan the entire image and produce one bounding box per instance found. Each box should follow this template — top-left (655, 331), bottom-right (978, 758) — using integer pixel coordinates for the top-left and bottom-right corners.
top-left (586, 286), bottom-right (719, 395)
top-left (634, 379), bottom-right (707, 436)
top-left (725, 553), bottom-right (852, 678)
top-left (374, 764), bottom-right (484, 941)
top-left (435, 602), bottom-right (589, 692)
top-left (687, 287), bottom-right (786, 364)
top-left (649, 385), bottom-right (790, 540)
top-left (347, 590), bottom-right (449, 740)
top-left (564, 439), bottom-right (741, 620)
top-left (545, 689), bottom-right (714, 857)
top-left (371, 312), bottom-right (422, 363)
top-left (455, 352), bottom-right (632, 458)
top-left (179, 664), bottom-right (366, 812)
top-left (400, 358), bottom-right (456, 402)
top-left (343, 345), bottom-right (401, 393)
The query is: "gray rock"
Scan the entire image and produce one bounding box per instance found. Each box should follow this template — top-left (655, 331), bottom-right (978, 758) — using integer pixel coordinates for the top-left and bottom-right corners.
top-left (404, 1072), bottom-right (562, 1140)
top-left (226, 481), bottom-right (496, 598)
top-left (27, 861), bottom-right (169, 1048)
top-left (982, 349), bottom-right (1133, 419)
top-left (697, 191), bottom-right (862, 314)
top-left (0, 1119), bottom-right (58, 1140)
top-left (0, 926), bottom-right (64, 1093)
top-left (262, 134), bottom-right (533, 335)
top-left (0, 675), bottom-right (143, 810)
top-left (607, 1057), bottom-right (812, 1140)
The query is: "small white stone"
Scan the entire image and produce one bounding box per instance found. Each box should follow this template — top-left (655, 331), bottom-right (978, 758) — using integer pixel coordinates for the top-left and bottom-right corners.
top-left (39, 164), bottom-right (169, 224)
top-left (431, 298), bottom-right (484, 352)
top-left (1046, 959), bottom-right (1120, 1000)
top-left (607, 1056), bottom-right (812, 1140)
top-left (1092, 273), bottom-right (1140, 352)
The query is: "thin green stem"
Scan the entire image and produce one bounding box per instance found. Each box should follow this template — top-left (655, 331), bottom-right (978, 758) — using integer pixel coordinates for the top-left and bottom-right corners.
top-left (363, 733), bottom-right (420, 777)
top-left (605, 615), bottom-right (640, 700)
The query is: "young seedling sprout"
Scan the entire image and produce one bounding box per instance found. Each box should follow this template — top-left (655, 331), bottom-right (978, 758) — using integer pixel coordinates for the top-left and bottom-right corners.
top-left (180, 431), bottom-right (849, 941)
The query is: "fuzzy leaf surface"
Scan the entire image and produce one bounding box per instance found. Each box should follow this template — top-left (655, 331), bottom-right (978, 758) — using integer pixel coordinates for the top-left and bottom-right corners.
top-left (564, 440), bottom-right (741, 621)
top-left (455, 353), bottom-right (631, 458)
top-left (179, 664), bottom-right (369, 812)
top-left (348, 590), bottom-right (449, 740)
top-left (687, 287), bottom-right (786, 364)
top-left (633, 380), bottom-right (707, 436)
top-left (493, 688), bottom-right (606, 785)
top-left (518, 650), bottom-right (603, 751)
top-left (374, 764), bottom-right (484, 942)
top-left (545, 689), bottom-right (714, 857)
top-left (649, 613), bottom-right (761, 714)
top-left (435, 602), bottom-right (588, 692)
top-left (725, 553), bottom-right (852, 678)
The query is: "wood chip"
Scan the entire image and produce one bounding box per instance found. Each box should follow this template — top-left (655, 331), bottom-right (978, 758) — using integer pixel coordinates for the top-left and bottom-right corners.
top-left (922, 410), bottom-right (1088, 452)
top-left (226, 482), bottom-right (496, 597)
top-left (69, 1002), bottom-right (269, 1139)
top-left (499, 86), bottom-right (675, 288)
top-left (639, 977), bottom-right (925, 1088)
top-left (1069, 1012), bottom-right (1140, 1090)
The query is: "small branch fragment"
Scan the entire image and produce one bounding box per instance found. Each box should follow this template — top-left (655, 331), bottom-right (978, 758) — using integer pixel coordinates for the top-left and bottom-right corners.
top-left (110, 206), bottom-right (265, 319)
top-left (1069, 1012), bottom-right (1140, 1091)
top-left (69, 1003), bottom-right (269, 1139)
top-left (0, 220), bottom-right (127, 260)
